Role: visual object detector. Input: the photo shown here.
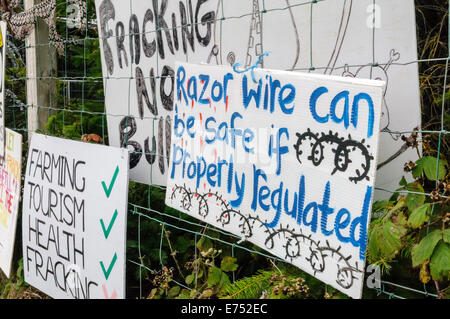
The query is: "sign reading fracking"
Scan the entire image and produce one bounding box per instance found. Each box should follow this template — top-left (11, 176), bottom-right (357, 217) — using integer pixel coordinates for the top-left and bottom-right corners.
top-left (166, 62), bottom-right (385, 298)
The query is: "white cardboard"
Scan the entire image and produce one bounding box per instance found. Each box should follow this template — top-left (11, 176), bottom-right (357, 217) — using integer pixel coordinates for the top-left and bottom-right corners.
top-left (95, 0), bottom-right (420, 197)
top-left (22, 134), bottom-right (129, 299)
top-left (0, 129), bottom-right (22, 277)
top-left (166, 62), bottom-right (385, 299)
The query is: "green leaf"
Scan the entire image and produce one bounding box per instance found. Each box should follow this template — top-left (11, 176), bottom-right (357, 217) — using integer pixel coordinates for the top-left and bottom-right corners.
top-left (176, 289), bottom-right (191, 299)
top-left (405, 182), bottom-right (425, 212)
top-left (218, 272), bottom-right (231, 290)
top-left (369, 218), bottom-right (407, 262)
top-left (207, 267), bottom-right (223, 286)
top-left (379, 221), bottom-right (407, 259)
top-left (421, 156), bottom-right (447, 181)
top-left (390, 196), bottom-right (407, 213)
top-left (393, 211), bottom-right (407, 227)
top-left (221, 256), bottom-right (238, 272)
top-left (185, 274), bottom-right (195, 286)
top-left (412, 159), bottom-right (424, 179)
top-left (372, 200), bottom-right (393, 213)
top-left (443, 229), bottom-right (450, 244)
top-left (430, 242), bottom-right (450, 281)
top-left (368, 223), bottom-right (382, 262)
top-left (200, 289), bottom-right (214, 298)
top-left (168, 286), bottom-right (181, 298)
top-left (411, 230), bottom-right (443, 267)
top-left (189, 289), bottom-right (198, 298)
top-left (196, 237), bottom-right (213, 253)
top-left (407, 204), bottom-right (430, 229)
top-left (399, 176), bottom-right (408, 186)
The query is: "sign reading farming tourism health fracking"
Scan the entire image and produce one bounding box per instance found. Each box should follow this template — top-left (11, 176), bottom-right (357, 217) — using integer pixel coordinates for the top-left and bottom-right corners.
top-left (165, 62), bottom-right (385, 298)
top-left (22, 134), bottom-right (129, 299)
top-left (0, 129), bottom-right (22, 278)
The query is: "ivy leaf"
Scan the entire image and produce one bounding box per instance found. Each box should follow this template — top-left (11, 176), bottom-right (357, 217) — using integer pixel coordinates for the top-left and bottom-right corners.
top-left (421, 156), bottom-right (447, 181)
top-left (221, 257), bottom-right (238, 272)
top-left (411, 230), bottom-right (443, 267)
top-left (430, 242), bottom-right (450, 281)
top-left (407, 204), bottom-right (430, 229)
top-left (405, 182), bottom-right (425, 212)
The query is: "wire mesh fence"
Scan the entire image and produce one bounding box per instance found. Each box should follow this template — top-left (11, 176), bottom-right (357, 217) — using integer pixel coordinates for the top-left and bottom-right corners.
top-left (2, 0), bottom-right (448, 299)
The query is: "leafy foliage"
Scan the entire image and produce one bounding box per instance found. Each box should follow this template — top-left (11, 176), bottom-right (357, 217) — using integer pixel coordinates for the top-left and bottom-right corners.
top-left (369, 152), bottom-right (449, 297)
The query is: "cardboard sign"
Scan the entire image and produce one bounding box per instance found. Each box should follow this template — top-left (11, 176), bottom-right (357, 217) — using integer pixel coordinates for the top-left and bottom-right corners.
top-left (22, 134), bottom-right (129, 299)
top-left (166, 62), bottom-right (384, 298)
top-left (0, 22), bottom-right (6, 158)
top-left (0, 129), bottom-right (22, 277)
top-left (95, 0), bottom-right (420, 196)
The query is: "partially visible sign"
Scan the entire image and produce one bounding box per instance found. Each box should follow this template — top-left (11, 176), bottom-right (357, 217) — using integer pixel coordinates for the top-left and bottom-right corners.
top-left (95, 0), bottom-right (216, 185)
top-left (0, 22), bottom-right (6, 158)
top-left (22, 134), bottom-right (129, 299)
top-left (0, 129), bottom-right (22, 277)
top-left (166, 62), bottom-right (385, 298)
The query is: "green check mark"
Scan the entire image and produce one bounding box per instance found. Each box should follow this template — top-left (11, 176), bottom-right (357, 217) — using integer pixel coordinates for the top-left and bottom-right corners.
top-left (102, 166), bottom-right (119, 198)
top-left (100, 253), bottom-right (117, 280)
top-left (100, 210), bottom-right (118, 239)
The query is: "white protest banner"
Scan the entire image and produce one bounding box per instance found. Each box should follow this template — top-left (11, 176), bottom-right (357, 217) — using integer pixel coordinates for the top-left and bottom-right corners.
top-left (96, 0), bottom-right (420, 197)
top-left (22, 134), bottom-right (129, 299)
top-left (0, 21), bottom-right (6, 158)
top-left (166, 62), bottom-right (385, 299)
top-left (0, 129), bottom-right (22, 277)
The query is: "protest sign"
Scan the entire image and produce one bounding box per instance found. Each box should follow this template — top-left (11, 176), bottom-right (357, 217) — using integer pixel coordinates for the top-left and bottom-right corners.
top-left (0, 21), bottom-right (6, 158)
top-left (22, 134), bottom-right (129, 299)
top-left (0, 129), bottom-right (22, 277)
top-left (166, 62), bottom-right (385, 298)
top-left (95, 0), bottom-right (420, 197)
